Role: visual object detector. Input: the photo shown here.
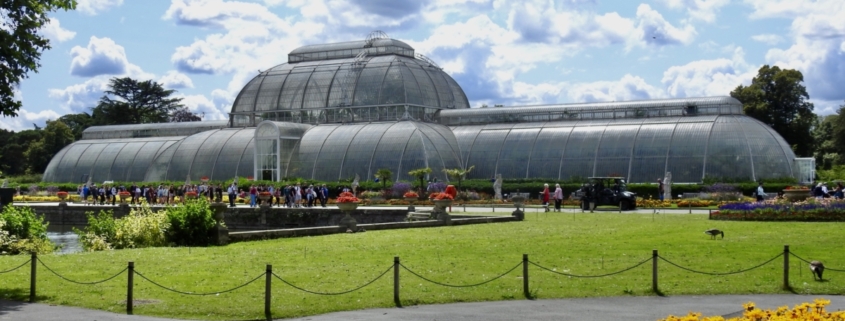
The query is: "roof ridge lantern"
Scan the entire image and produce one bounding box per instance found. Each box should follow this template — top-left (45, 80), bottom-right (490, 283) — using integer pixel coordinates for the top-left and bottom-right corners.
top-left (288, 31), bottom-right (415, 63)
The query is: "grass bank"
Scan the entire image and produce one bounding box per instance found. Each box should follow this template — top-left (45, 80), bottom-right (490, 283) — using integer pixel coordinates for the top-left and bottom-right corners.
top-left (1, 212), bottom-right (843, 320)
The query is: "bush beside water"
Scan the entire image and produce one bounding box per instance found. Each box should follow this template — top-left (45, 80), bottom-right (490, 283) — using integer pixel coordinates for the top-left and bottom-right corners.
top-left (73, 198), bottom-right (217, 251)
top-left (0, 206), bottom-right (54, 254)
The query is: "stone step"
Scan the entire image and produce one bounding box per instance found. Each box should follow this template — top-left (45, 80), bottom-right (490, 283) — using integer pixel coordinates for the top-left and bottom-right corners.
top-left (407, 212), bottom-right (432, 221)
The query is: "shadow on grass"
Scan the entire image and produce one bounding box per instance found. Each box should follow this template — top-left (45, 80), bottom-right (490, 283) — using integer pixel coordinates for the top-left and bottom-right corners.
top-left (0, 288), bottom-right (54, 317)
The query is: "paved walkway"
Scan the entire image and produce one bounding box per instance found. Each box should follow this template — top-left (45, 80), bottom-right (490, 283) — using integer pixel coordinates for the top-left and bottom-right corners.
top-left (2, 295), bottom-right (843, 321)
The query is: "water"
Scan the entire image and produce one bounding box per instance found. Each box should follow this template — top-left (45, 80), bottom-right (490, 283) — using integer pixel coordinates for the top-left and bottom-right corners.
top-left (47, 231), bottom-right (82, 254)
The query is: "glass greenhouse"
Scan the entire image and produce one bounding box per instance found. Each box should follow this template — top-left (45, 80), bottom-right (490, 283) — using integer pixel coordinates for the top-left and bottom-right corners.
top-left (42, 33), bottom-right (804, 184)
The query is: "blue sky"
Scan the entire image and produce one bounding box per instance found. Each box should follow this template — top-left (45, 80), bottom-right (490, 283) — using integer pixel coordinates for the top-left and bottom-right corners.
top-left (3, 0), bottom-right (845, 131)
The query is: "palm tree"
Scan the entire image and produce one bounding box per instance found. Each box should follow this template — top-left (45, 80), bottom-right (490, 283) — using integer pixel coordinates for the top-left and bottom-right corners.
top-left (408, 167), bottom-right (432, 196)
top-left (375, 168), bottom-right (392, 189)
top-left (443, 165), bottom-right (474, 192)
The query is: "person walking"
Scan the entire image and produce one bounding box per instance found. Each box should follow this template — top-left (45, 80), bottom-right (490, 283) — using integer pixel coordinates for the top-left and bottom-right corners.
top-left (320, 184), bottom-right (329, 207)
top-left (756, 182), bottom-right (766, 202)
top-left (249, 185), bottom-right (257, 207)
top-left (657, 178), bottom-right (665, 201)
top-left (553, 183), bottom-right (563, 212)
top-left (542, 183), bottom-right (550, 212)
top-left (227, 182), bottom-right (237, 207)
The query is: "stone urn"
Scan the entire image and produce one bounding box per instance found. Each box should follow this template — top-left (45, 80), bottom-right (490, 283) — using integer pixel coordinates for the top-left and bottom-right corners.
top-left (185, 192), bottom-right (198, 200)
top-left (783, 189), bottom-right (810, 202)
top-left (56, 192), bottom-right (68, 201)
top-left (404, 197), bottom-right (417, 212)
top-left (258, 193), bottom-right (272, 205)
top-left (511, 194), bottom-right (526, 221)
top-left (118, 193), bottom-right (130, 203)
top-left (337, 202), bottom-right (359, 232)
top-left (209, 202), bottom-right (229, 245)
top-left (431, 199), bottom-right (453, 225)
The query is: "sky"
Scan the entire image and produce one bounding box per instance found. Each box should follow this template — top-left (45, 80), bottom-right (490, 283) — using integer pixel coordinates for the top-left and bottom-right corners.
top-left (3, 0), bottom-right (845, 132)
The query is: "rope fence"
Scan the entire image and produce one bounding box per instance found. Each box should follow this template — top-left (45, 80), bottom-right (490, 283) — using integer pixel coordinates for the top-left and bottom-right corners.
top-left (0, 245), bottom-right (839, 320)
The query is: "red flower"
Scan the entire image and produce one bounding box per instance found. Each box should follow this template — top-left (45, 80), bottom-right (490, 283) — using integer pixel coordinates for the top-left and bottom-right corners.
top-left (403, 191), bottom-right (419, 198)
top-left (336, 191), bottom-right (360, 203)
top-left (430, 192), bottom-right (454, 200)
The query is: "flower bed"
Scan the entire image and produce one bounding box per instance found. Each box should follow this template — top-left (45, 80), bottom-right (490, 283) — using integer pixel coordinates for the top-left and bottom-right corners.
top-left (711, 198), bottom-right (845, 221)
top-left (660, 299), bottom-right (842, 321)
top-left (336, 192), bottom-right (359, 203)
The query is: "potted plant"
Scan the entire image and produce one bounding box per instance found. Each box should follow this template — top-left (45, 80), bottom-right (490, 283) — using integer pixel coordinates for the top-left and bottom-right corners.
top-left (403, 191), bottom-right (419, 202)
top-left (783, 186), bottom-right (810, 202)
top-left (185, 191), bottom-right (198, 200)
top-left (258, 191), bottom-right (272, 204)
top-left (336, 191), bottom-right (360, 211)
top-left (118, 191), bottom-right (131, 203)
top-left (430, 192), bottom-right (454, 209)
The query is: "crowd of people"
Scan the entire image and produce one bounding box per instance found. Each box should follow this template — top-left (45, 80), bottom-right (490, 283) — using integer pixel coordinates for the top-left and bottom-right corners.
top-left (225, 182), bottom-right (331, 208)
top-left (77, 183), bottom-right (227, 206)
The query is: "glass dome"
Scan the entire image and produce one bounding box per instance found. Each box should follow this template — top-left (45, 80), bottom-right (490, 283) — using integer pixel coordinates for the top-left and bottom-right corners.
top-left (230, 53), bottom-right (469, 126)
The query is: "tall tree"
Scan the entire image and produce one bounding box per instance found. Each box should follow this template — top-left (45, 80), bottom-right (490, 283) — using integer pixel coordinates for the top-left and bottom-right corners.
top-left (170, 107), bottom-right (202, 122)
top-left (812, 114), bottom-right (839, 170)
top-left (1, 0), bottom-right (76, 117)
top-left (0, 128), bottom-right (42, 175)
top-left (92, 77), bottom-right (184, 125)
top-left (730, 65), bottom-right (817, 156)
top-left (24, 120), bottom-right (73, 173)
top-left (57, 112), bottom-right (92, 140)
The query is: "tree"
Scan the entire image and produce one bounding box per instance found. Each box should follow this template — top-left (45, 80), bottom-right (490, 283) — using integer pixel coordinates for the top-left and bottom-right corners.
top-left (812, 115), bottom-right (840, 169)
top-left (91, 77), bottom-right (184, 125)
top-left (0, 128), bottom-right (42, 175)
top-left (57, 112), bottom-right (92, 140)
top-left (24, 120), bottom-right (73, 173)
top-left (1, 0), bottom-right (76, 117)
top-left (170, 107), bottom-right (202, 122)
top-left (442, 165), bottom-right (474, 191)
top-left (407, 167), bottom-right (432, 195)
top-left (730, 65), bottom-right (817, 156)
top-left (374, 168), bottom-right (392, 189)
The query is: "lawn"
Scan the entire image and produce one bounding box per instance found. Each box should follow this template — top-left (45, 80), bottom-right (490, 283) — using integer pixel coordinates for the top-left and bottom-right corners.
top-left (1, 212), bottom-right (843, 320)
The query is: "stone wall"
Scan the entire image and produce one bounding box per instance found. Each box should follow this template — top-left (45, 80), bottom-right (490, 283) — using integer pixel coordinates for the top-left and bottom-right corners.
top-left (17, 204), bottom-right (409, 230)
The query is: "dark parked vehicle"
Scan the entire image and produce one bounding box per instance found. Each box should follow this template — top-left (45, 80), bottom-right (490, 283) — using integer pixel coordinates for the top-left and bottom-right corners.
top-left (571, 177), bottom-right (637, 211)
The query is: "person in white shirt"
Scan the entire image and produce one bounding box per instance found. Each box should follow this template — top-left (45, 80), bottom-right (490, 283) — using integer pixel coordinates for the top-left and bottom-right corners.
top-left (756, 182), bottom-right (766, 202)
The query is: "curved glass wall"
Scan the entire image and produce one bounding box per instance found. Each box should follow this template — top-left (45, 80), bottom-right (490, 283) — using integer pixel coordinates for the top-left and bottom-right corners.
top-left (287, 121), bottom-right (462, 182)
top-left (43, 129), bottom-right (256, 183)
top-left (451, 115), bottom-right (796, 183)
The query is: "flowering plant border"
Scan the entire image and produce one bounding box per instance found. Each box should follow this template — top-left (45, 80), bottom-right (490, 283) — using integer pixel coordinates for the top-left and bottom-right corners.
top-left (711, 199), bottom-right (845, 221)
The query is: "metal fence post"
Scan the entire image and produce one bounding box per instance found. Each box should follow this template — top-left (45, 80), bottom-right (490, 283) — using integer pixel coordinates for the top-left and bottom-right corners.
top-left (127, 261), bottom-right (134, 315)
top-left (29, 253), bottom-right (36, 303)
top-left (523, 254), bottom-right (529, 299)
top-left (394, 256), bottom-right (400, 307)
top-left (652, 249), bottom-right (658, 293)
top-left (265, 264), bottom-right (272, 320)
top-left (783, 245), bottom-right (790, 290)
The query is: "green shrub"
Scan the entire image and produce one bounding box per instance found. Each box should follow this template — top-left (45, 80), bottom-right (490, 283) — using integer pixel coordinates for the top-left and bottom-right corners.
top-left (0, 206), bottom-right (48, 240)
top-left (74, 204), bottom-right (168, 251)
top-left (165, 198), bottom-right (216, 246)
top-left (0, 206), bottom-right (53, 254)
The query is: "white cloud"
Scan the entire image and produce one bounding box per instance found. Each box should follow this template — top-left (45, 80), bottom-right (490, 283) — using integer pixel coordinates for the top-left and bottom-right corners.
top-left (77, 0), bottom-right (123, 15)
top-left (0, 109), bottom-right (63, 132)
top-left (662, 47), bottom-right (755, 98)
top-left (159, 71), bottom-right (194, 89)
top-left (177, 94), bottom-right (227, 120)
top-left (566, 74), bottom-right (666, 103)
top-left (751, 34), bottom-right (783, 45)
top-left (70, 36), bottom-right (134, 77)
top-left (630, 4), bottom-right (696, 48)
top-left (40, 18), bottom-right (76, 43)
top-left (660, 0), bottom-right (730, 23)
top-left (759, 1), bottom-right (845, 101)
top-left (48, 77), bottom-right (111, 113)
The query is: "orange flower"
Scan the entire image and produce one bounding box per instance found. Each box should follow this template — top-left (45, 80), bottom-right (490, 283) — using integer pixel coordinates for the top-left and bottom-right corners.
top-left (336, 191), bottom-right (360, 203)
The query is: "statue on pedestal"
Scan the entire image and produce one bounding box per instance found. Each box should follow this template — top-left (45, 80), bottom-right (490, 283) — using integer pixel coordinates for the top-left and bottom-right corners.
top-left (493, 174), bottom-right (503, 200)
top-left (351, 174), bottom-right (360, 196)
top-left (663, 172), bottom-right (672, 201)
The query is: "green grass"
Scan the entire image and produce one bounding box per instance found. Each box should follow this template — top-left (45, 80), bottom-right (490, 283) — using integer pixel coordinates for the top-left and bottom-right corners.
top-left (1, 212), bottom-right (844, 320)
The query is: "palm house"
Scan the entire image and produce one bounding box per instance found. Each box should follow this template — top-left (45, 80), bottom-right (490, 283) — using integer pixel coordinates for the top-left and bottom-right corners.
top-left (43, 32), bottom-right (810, 184)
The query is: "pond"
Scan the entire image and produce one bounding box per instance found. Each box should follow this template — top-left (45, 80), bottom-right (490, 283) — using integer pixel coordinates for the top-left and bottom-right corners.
top-left (47, 225), bottom-right (83, 254)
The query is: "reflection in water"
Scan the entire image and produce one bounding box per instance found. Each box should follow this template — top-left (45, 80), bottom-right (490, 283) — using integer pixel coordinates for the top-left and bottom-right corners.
top-left (47, 231), bottom-right (82, 254)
